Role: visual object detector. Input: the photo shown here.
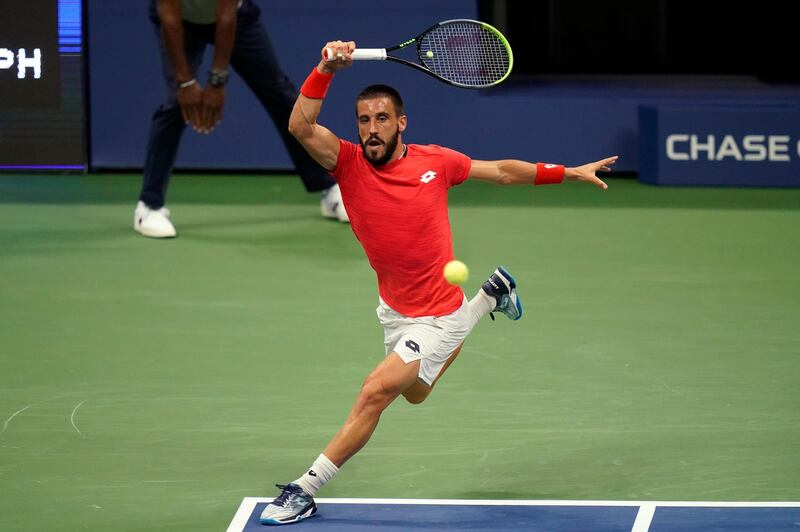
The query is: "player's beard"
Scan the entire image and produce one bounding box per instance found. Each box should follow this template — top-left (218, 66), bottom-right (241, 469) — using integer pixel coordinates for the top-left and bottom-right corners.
top-left (360, 128), bottom-right (400, 167)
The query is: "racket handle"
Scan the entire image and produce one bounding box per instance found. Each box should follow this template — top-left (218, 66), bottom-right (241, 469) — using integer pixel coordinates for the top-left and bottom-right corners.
top-left (323, 48), bottom-right (387, 62)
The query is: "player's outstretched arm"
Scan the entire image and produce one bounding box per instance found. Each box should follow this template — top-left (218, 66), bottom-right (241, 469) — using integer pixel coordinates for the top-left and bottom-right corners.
top-left (469, 156), bottom-right (617, 189)
top-left (288, 41), bottom-right (356, 171)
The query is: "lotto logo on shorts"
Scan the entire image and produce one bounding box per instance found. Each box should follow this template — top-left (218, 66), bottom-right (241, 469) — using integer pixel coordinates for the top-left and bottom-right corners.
top-left (405, 340), bottom-right (420, 353)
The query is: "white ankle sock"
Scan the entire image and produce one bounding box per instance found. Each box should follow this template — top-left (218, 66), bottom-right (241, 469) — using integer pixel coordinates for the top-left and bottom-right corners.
top-left (292, 453), bottom-right (338, 496)
top-left (467, 290), bottom-right (496, 326)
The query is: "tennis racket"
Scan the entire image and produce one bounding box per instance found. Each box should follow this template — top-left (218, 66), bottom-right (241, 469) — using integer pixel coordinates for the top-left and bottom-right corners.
top-left (323, 19), bottom-right (513, 89)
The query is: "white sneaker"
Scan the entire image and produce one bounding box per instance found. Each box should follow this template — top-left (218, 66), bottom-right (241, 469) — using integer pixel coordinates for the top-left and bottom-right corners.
top-left (260, 483), bottom-right (317, 526)
top-left (320, 184), bottom-right (349, 223)
top-left (134, 201), bottom-right (177, 238)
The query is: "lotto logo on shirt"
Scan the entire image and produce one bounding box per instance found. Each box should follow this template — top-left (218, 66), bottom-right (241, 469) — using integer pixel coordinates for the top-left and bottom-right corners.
top-left (420, 170), bottom-right (437, 183)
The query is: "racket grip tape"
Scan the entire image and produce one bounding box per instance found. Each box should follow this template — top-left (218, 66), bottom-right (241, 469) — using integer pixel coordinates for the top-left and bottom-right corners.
top-left (323, 48), bottom-right (387, 61)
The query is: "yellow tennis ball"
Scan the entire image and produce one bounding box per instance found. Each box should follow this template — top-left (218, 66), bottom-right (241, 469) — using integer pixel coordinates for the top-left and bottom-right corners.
top-left (426, 50), bottom-right (434, 58)
top-left (443, 260), bottom-right (469, 285)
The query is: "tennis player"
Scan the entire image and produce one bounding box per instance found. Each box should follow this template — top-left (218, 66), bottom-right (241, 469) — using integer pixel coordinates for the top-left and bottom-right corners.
top-left (260, 40), bottom-right (617, 525)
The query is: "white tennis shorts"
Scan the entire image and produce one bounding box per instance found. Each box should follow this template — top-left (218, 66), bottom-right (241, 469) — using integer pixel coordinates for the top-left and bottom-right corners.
top-left (376, 296), bottom-right (473, 386)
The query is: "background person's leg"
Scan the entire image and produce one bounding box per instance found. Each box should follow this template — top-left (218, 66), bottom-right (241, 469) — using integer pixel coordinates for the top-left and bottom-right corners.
top-left (139, 20), bottom-right (209, 209)
top-left (230, 6), bottom-right (335, 193)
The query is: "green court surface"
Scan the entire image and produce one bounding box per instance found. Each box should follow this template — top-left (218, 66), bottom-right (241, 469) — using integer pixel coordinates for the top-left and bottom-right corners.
top-left (1, 174), bottom-right (798, 531)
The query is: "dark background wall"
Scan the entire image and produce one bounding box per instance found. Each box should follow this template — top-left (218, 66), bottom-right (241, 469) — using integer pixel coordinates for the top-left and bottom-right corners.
top-left (88, 1), bottom-right (800, 174)
top-left (484, 0), bottom-right (799, 82)
top-left (89, 1), bottom-right (485, 171)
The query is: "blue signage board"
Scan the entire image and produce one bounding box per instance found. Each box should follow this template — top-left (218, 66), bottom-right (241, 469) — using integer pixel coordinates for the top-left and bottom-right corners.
top-left (639, 105), bottom-right (800, 187)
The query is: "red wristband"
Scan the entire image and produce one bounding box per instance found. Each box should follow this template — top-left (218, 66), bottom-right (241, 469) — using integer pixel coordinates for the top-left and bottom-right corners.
top-left (534, 162), bottom-right (565, 185)
top-left (300, 68), bottom-right (333, 99)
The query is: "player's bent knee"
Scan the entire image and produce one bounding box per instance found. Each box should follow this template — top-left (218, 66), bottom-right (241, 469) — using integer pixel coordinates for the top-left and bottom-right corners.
top-left (403, 392), bottom-right (427, 405)
top-left (357, 379), bottom-right (395, 412)
top-left (357, 383), bottom-right (384, 407)
top-left (402, 383), bottom-right (431, 405)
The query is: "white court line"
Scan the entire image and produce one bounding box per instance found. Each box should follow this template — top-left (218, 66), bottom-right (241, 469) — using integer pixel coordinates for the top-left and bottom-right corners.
top-left (631, 503), bottom-right (656, 532)
top-left (70, 400), bottom-right (86, 438)
top-left (141, 480), bottom-right (196, 483)
top-left (227, 497), bottom-right (800, 532)
top-left (282, 498), bottom-right (800, 507)
top-left (227, 497), bottom-right (260, 532)
top-left (0, 404), bottom-right (33, 435)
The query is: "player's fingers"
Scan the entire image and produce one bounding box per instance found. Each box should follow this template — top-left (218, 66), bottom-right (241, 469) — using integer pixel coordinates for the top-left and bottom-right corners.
top-left (601, 156), bottom-right (619, 166)
top-left (596, 177), bottom-right (608, 190)
top-left (323, 42), bottom-right (340, 61)
top-left (203, 112), bottom-right (214, 133)
top-left (195, 105), bottom-right (209, 133)
top-left (204, 108), bottom-right (217, 133)
top-left (193, 105), bottom-right (203, 132)
top-left (210, 107), bottom-right (222, 130)
top-left (186, 106), bottom-right (197, 131)
top-left (324, 41), bottom-right (353, 63)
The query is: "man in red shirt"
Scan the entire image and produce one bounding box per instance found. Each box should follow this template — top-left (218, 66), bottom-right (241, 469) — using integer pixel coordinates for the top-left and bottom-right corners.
top-left (260, 40), bottom-right (617, 525)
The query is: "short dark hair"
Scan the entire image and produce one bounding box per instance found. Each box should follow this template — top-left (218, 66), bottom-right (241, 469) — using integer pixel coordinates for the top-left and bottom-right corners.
top-left (355, 84), bottom-right (405, 117)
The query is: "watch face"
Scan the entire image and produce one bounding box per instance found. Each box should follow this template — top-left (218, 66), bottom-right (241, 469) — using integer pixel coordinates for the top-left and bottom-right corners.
top-left (209, 71), bottom-right (229, 87)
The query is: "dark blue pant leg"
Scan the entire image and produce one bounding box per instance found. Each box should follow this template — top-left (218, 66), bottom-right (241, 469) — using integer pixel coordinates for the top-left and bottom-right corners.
top-left (139, 18), bottom-right (210, 209)
top-left (229, 5), bottom-right (334, 192)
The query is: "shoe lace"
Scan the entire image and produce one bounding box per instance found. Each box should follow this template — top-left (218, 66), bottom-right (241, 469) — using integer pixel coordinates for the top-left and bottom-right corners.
top-left (271, 484), bottom-right (298, 507)
top-left (497, 294), bottom-right (510, 311)
top-left (489, 294), bottom-right (514, 321)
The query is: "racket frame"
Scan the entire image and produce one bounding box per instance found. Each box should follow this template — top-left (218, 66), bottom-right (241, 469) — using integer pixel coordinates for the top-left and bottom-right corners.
top-left (326, 19), bottom-right (514, 89)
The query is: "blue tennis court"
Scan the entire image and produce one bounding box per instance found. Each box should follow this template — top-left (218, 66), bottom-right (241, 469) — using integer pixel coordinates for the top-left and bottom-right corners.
top-left (228, 498), bottom-right (800, 531)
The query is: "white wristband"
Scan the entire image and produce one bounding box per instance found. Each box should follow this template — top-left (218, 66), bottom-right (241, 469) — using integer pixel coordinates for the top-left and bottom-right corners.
top-left (178, 78), bottom-right (197, 89)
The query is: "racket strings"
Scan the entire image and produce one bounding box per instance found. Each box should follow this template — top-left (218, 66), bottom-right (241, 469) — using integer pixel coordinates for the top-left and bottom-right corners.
top-left (419, 22), bottom-right (511, 87)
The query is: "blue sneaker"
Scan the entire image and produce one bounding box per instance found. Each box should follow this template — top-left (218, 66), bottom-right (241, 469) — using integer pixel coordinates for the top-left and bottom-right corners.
top-left (481, 266), bottom-right (523, 321)
top-left (260, 483), bottom-right (317, 526)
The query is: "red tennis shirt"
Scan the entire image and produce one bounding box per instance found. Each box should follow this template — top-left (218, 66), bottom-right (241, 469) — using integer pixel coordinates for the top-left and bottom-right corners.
top-left (332, 139), bottom-right (471, 317)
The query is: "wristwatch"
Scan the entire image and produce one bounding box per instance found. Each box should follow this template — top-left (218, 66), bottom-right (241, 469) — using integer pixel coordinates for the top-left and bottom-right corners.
top-left (208, 69), bottom-right (230, 87)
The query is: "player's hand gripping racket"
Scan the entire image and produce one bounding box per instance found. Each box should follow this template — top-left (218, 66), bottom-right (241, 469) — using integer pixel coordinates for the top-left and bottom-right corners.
top-left (324, 19), bottom-right (513, 89)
